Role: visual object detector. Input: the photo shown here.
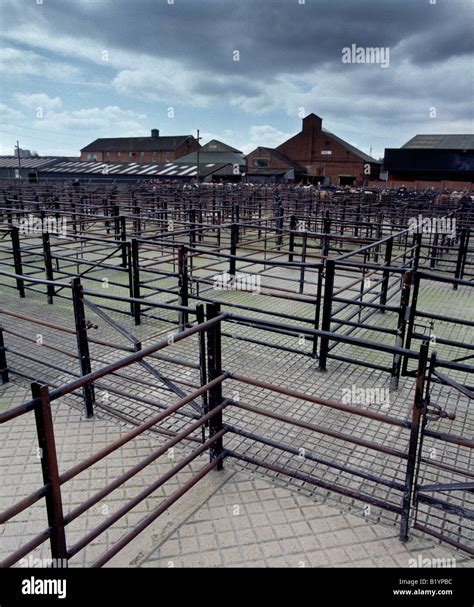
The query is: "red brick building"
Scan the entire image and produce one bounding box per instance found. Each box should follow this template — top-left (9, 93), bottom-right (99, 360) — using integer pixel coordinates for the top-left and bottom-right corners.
top-left (80, 129), bottom-right (199, 163)
top-left (246, 114), bottom-right (381, 185)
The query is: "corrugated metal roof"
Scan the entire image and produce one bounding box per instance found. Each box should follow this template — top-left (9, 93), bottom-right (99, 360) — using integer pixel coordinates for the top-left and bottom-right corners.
top-left (41, 160), bottom-right (229, 177)
top-left (81, 136), bottom-right (194, 152)
top-left (402, 134), bottom-right (474, 150)
top-left (0, 156), bottom-right (67, 169)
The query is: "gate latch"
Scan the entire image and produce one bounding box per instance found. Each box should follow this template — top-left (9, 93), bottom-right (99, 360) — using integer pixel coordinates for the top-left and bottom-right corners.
top-left (426, 403), bottom-right (456, 422)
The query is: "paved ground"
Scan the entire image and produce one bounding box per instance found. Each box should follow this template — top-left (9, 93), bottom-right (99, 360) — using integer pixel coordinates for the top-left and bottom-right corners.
top-left (1, 386), bottom-right (472, 568)
top-left (0, 228), bottom-right (472, 567)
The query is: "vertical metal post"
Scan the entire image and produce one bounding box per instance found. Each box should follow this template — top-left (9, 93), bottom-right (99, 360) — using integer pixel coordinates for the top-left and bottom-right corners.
top-left (276, 204), bottom-right (284, 250)
top-left (391, 270), bottom-right (412, 390)
top-left (206, 303), bottom-right (224, 470)
top-left (355, 202), bottom-right (361, 237)
top-left (127, 242), bottom-right (134, 318)
top-left (312, 264), bottom-right (324, 357)
top-left (42, 231), bottom-right (55, 304)
top-left (235, 205), bottom-right (240, 243)
top-left (298, 231), bottom-right (307, 294)
top-left (103, 198), bottom-right (109, 235)
top-left (373, 212), bottom-right (383, 263)
top-left (119, 216), bottom-right (127, 268)
top-left (71, 277), bottom-right (95, 417)
top-left (321, 211), bottom-right (331, 257)
top-left (134, 203), bottom-right (141, 237)
top-left (399, 341), bottom-right (429, 542)
top-left (229, 224), bottom-right (238, 276)
top-left (177, 244), bottom-right (189, 331)
top-left (412, 232), bottom-right (422, 271)
top-left (0, 327), bottom-right (9, 384)
top-left (197, 204), bottom-right (203, 243)
top-left (403, 270), bottom-right (420, 375)
top-left (430, 232), bottom-right (439, 269)
top-left (257, 199), bottom-right (262, 240)
top-left (217, 211), bottom-right (221, 248)
top-left (319, 258), bottom-right (335, 371)
top-left (454, 228), bottom-right (468, 290)
top-left (10, 226), bottom-right (25, 298)
top-left (380, 236), bottom-right (393, 311)
top-left (113, 204), bottom-right (120, 241)
top-left (459, 227), bottom-right (470, 282)
top-left (189, 208), bottom-right (196, 248)
top-left (31, 383), bottom-right (68, 564)
top-left (54, 198), bottom-right (60, 224)
top-left (288, 215), bottom-right (296, 262)
top-left (196, 304), bottom-right (208, 432)
top-left (131, 239), bottom-right (141, 325)
top-left (358, 250), bottom-right (367, 324)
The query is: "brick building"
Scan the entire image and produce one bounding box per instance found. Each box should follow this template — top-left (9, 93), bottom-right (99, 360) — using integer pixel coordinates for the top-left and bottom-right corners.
top-left (246, 114), bottom-right (381, 185)
top-left (80, 129), bottom-right (199, 163)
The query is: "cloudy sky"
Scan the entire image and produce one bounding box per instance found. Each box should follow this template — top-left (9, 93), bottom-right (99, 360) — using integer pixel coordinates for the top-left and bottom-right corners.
top-left (0, 0), bottom-right (472, 159)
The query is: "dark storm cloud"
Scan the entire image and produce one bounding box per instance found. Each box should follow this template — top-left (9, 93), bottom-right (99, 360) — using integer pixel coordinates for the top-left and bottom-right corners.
top-left (2, 0), bottom-right (472, 156)
top-left (4, 0), bottom-right (473, 77)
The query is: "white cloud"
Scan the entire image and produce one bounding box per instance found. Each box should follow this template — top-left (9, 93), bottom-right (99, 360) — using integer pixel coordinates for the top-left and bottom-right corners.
top-left (0, 143), bottom-right (16, 155)
top-left (0, 47), bottom-right (83, 82)
top-left (0, 101), bottom-right (148, 156)
top-left (238, 125), bottom-right (292, 154)
top-left (0, 102), bottom-right (24, 122)
top-left (14, 93), bottom-right (62, 111)
top-left (39, 105), bottom-right (147, 134)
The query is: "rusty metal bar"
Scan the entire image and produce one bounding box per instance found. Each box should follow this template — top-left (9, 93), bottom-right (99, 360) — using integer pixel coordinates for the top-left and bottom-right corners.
top-left (91, 452), bottom-right (225, 567)
top-left (31, 383), bottom-right (67, 564)
top-left (399, 340), bottom-right (429, 542)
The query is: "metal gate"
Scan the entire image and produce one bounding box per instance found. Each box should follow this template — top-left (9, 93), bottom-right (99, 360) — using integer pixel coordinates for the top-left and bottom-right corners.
top-left (412, 350), bottom-right (474, 555)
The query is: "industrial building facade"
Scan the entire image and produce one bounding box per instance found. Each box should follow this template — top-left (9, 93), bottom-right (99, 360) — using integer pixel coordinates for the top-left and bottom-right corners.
top-left (383, 134), bottom-right (474, 188)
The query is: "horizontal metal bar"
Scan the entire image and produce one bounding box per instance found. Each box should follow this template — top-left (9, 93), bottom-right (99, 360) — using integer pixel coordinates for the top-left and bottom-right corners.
top-left (229, 372), bottom-right (410, 428)
top-left (67, 428), bottom-right (227, 557)
top-left (225, 449), bottom-right (402, 514)
top-left (64, 402), bottom-right (227, 527)
top-left (415, 492), bottom-right (474, 520)
top-left (91, 452), bottom-right (225, 567)
top-left (412, 522), bottom-right (474, 556)
top-left (0, 317), bottom-right (227, 422)
top-left (0, 527), bottom-right (51, 568)
top-left (223, 423), bottom-right (405, 491)
top-left (227, 397), bottom-right (407, 458)
top-left (417, 481), bottom-right (474, 493)
top-left (433, 369), bottom-right (474, 399)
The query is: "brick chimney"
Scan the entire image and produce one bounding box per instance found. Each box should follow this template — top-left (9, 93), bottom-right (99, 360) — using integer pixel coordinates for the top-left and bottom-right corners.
top-left (151, 128), bottom-right (159, 138)
top-left (302, 114), bottom-right (322, 132)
